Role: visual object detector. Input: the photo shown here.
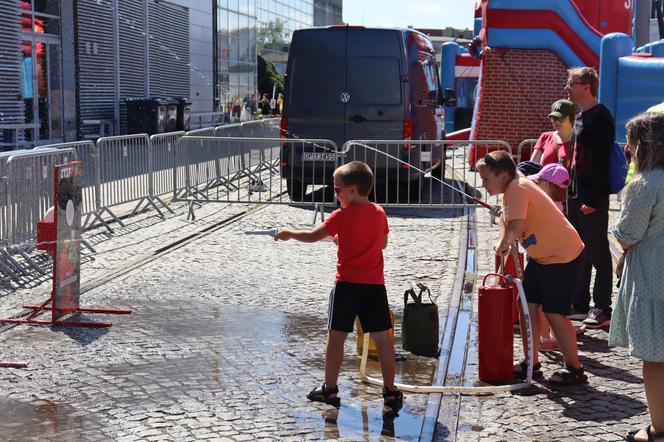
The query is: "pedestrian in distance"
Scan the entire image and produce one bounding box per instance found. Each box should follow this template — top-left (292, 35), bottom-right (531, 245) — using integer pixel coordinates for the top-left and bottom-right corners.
top-left (478, 151), bottom-right (587, 385)
top-left (565, 67), bottom-right (615, 329)
top-left (609, 112), bottom-right (664, 442)
top-left (273, 161), bottom-right (403, 409)
top-left (531, 99), bottom-right (576, 169)
top-left (231, 96), bottom-right (242, 123)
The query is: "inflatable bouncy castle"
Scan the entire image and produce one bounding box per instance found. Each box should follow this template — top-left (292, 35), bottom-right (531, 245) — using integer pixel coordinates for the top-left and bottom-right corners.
top-left (441, 0), bottom-right (635, 167)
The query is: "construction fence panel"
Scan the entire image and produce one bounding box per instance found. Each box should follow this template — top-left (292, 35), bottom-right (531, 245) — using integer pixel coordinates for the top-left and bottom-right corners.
top-left (96, 134), bottom-right (151, 216)
top-left (3, 148), bottom-right (78, 250)
top-left (150, 131), bottom-right (185, 199)
top-left (37, 141), bottom-right (99, 220)
top-left (516, 139), bottom-right (538, 164)
top-left (174, 136), bottom-right (338, 206)
top-left (340, 139), bottom-right (512, 208)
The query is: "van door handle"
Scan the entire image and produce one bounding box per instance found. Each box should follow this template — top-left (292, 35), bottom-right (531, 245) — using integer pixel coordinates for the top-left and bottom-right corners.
top-left (348, 115), bottom-right (366, 123)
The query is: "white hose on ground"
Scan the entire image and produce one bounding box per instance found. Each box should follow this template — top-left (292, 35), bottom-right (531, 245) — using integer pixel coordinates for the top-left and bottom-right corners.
top-left (358, 276), bottom-right (533, 394)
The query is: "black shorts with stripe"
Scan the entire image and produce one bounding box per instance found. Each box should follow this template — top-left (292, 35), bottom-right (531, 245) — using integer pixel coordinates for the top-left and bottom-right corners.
top-left (327, 282), bottom-right (392, 333)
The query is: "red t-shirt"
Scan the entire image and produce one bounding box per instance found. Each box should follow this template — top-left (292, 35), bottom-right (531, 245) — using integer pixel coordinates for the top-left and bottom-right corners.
top-left (533, 131), bottom-right (572, 168)
top-left (322, 202), bottom-right (389, 284)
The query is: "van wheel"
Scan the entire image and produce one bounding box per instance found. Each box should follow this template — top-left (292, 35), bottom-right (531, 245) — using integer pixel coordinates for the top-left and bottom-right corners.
top-left (287, 178), bottom-right (306, 202)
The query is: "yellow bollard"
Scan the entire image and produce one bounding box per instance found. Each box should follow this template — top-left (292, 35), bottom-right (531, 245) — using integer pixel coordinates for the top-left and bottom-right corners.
top-left (356, 310), bottom-right (395, 359)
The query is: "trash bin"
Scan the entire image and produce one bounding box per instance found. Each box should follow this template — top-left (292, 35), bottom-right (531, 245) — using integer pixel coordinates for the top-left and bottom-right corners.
top-left (124, 98), bottom-right (169, 135)
top-left (173, 97), bottom-right (192, 131)
top-left (159, 97), bottom-right (178, 133)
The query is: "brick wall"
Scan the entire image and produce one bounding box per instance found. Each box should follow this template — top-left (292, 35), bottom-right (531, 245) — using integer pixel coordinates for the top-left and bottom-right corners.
top-left (471, 48), bottom-right (570, 162)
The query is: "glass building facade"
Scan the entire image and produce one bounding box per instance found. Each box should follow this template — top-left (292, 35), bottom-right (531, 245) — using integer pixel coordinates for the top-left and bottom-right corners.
top-left (214, 0), bottom-right (341, 114)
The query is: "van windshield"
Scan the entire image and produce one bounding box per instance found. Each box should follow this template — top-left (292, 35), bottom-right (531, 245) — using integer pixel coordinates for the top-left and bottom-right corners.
top-left (347, 57), bottom-right (401, 105)
top-left (289, 56), bottom-right (345, 105)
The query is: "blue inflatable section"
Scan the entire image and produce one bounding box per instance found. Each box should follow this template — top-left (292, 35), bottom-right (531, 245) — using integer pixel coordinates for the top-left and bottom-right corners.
top-left (636, 40), bottom-right (664, 57)
top-left (489, 0), bottom-right (601, 56)
top-left (489, 29), bottom-right (585, 67)
top-left (441, 42), bottom-right (468, 133)
top-left (600, 33), bottom-right (664, 141)
top-left (474, 17), bottom-right (483, 37)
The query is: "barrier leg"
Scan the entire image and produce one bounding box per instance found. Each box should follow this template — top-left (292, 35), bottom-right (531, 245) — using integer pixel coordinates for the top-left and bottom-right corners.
top-left (81, 239), bottom-right (96, 254)
top-left (0, 249), bottom-right (28, 276)
top-left (152, 195), bottom-right (175, 214)
top-left (100, 207), bottom-right (126, 228)
top-left (0, 257), bottom-right (23, 283)
top-left (17, 249), bottom-right (47, 275)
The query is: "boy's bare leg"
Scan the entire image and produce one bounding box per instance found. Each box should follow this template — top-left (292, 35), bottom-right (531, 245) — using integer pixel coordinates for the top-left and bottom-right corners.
top-left (545, 313), bottom-right (581, 368)
top-left (539, 309), bottom-right (556, 341)
top-left (324, 330), bottom-right (348, 394)
top-left (370, 330), bottom-right (396, 390)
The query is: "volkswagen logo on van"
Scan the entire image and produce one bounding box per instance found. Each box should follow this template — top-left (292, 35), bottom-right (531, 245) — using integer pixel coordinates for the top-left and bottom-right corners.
top-left (340, 92), bottom-right (351, 103)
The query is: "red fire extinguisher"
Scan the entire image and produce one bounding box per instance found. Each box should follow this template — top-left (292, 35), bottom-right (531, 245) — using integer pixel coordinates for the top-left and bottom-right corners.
top-left (478, 273), bottom-right (514, 382)
top-left (495, 252), bottom-right (524, 325)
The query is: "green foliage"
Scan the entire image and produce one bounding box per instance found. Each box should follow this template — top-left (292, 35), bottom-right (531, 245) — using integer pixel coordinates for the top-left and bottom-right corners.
top-left (257, 54), bottom-right (284, 95)
top-left (257, 19), bottom-right (287, 54)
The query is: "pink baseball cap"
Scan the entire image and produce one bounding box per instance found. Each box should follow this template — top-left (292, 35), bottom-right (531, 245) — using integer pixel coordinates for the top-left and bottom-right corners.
top-left (528, 163), bottom-right (569, 188)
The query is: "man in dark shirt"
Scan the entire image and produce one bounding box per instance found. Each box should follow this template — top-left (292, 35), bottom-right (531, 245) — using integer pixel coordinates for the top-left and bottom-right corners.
top-left (566, 67), bottom-right (614, 329)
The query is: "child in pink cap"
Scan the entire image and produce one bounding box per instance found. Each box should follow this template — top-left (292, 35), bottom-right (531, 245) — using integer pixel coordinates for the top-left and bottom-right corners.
top-left (527, 163), bottom-right (573, 351)
top-left (528, 163), bottom-right (570, 214)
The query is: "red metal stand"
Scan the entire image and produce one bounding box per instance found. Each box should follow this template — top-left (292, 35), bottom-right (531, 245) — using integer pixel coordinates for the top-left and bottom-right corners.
top-left (0, 361), bottom-right (28, 368)
top-left (0, 298), bottom-right (131, 328)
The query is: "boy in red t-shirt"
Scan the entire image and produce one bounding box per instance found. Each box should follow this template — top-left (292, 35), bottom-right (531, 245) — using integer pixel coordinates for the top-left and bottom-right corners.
top-left (274, 161), bottom-right (403, 409)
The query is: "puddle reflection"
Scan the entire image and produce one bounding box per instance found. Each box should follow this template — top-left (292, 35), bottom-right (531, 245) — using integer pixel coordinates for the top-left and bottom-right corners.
top-left (302, 399), bottom-right (423, 441)
top-left (0, 398), bottom-right (87, 438)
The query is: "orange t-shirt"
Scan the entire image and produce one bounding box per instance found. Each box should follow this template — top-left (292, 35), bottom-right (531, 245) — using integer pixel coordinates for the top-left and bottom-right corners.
top-left (502, 175), bottom-right (584, 265)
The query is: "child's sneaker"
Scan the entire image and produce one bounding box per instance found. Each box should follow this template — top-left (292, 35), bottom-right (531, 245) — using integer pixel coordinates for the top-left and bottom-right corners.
top-left (247, 179), bottom-right (268, 193)
top-left (582, 308), bottom-right (611, 329)
top-left (307, 383), bottom-right (340, 407)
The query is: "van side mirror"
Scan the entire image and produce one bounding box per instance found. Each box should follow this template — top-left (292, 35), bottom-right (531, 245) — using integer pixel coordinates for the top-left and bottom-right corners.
top-left (443, 88), bottom-right (457, 107)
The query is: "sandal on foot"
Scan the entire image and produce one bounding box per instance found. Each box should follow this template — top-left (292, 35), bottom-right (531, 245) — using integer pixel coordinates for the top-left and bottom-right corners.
top-left (307, 383), bottom-right (340, 407)
top-left (625, 424), bottom-right (664, 442)
top-left (513, 360), bottom-right (543, 380)
top-left (382, 387), bottom-right (404, 409)
top-left (547, 364), bottom-right (587, 386)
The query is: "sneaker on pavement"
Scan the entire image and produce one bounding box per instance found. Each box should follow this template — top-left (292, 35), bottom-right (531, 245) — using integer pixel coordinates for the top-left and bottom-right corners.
top-left (582, 308), bottom-right (611, 328)
top-left (247, 179), bottom-right (268, 193)
top-left (567, 308), bottom-right (588, 321)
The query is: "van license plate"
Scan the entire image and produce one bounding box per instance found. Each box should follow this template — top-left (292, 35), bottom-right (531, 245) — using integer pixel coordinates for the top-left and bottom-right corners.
top-left (301, 152), bottom-right (336, 162)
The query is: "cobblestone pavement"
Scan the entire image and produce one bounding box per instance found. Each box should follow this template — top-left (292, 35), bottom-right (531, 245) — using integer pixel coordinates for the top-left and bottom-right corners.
top-left (0, 196), bottom-right (464, 441)
top-left (449, 198), bottom-right (650, 442)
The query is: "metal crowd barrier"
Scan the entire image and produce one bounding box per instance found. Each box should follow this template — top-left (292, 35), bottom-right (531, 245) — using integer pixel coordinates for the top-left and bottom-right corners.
top-left (516, 139), bottom-right (538, 164)
top-left (340, 139), bottom-right (512, 208)
top-left (96, 134), bottom-right (171, 229)
top-left (1, 148), bottom-right (77, 278)
top-left (37, 141), bottom-right (101, 229)
top-left (2, 122), bottom-right (281, 282)
top-left (173, 136), bottom-right (338, 206)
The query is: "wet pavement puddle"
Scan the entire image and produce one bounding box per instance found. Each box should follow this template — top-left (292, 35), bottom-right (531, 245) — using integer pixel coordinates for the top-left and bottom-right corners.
top-left (0, 398), bottom-right (95, 438)
top-left (298, 402), bottom-right (423, 440)
top-left (0, 299), bottom-right (434, 439)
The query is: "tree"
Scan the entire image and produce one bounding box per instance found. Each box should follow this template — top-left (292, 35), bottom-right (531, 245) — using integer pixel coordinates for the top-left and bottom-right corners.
top-left (257, 19), bottom-right (287, 54)
top-left (257, 55), bottom-right (284, 96)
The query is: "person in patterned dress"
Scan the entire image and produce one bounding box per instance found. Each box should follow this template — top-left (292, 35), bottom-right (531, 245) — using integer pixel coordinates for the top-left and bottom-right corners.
top-left (609, 112), bottom-right (664, 442)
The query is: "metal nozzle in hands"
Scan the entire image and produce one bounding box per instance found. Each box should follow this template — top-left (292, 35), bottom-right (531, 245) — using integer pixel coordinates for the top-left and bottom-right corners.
top-left (244, 228), bottom-right (279, 237)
